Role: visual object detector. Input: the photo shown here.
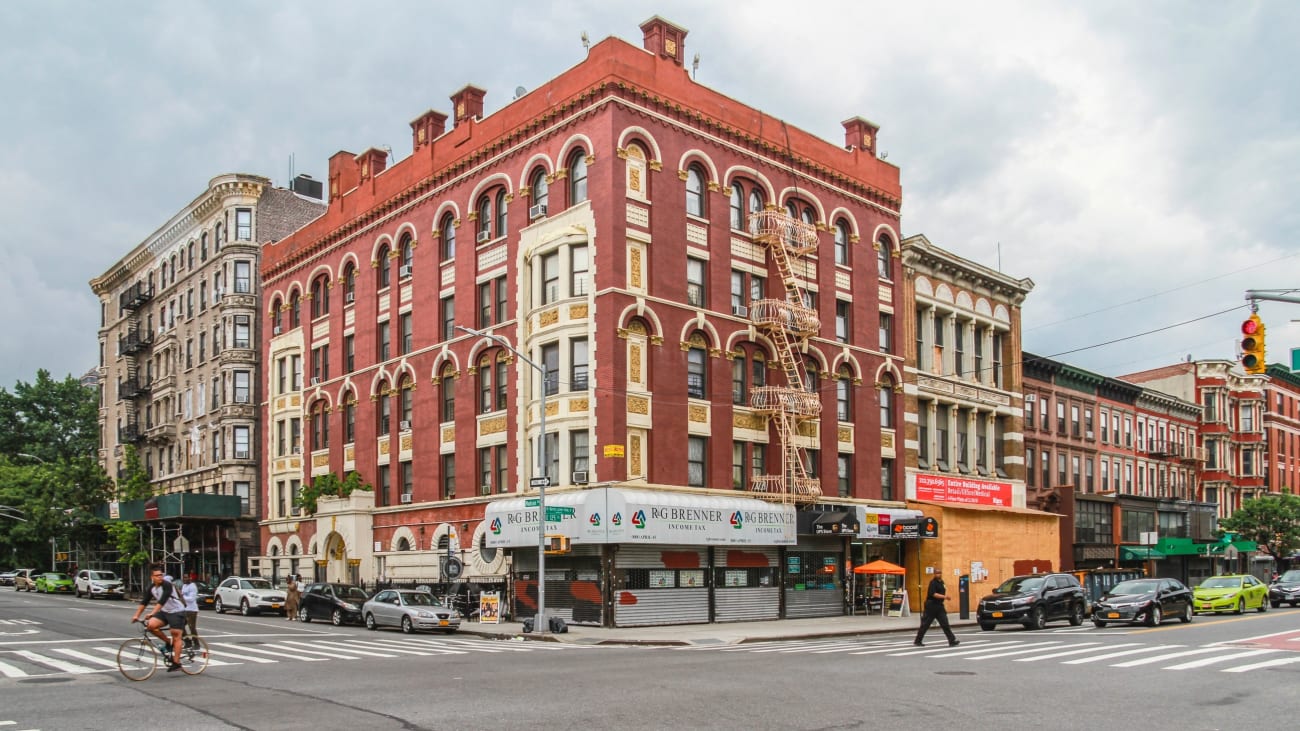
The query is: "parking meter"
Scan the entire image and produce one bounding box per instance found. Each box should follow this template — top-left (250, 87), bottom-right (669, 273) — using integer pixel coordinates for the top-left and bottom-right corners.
top-left (958, 574), bottom-right (971, 619)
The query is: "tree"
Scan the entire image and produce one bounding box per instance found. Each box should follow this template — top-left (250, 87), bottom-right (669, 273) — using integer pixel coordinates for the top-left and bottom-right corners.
top-left (1218, 492), bottom-right (1300, 559)
top-left (116, 445), bottom-right (152, 501)
top-left (0, 369), bottom-right (101, 463)
top-left (294, 471), bottom-right (373, 515)
top-left (106, 520), bottom-right (149, 568)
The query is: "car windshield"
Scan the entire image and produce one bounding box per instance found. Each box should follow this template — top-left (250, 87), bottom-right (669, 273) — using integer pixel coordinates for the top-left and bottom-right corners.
top-left (995, 577), bottom-right (1044, 594)
top-left (45, 573), bottom-right (67, 581)
top-left (240, 579), bottom-right (274, 590)
top-left (399, 592), bottom-right (441, 607)
top-left (1199, 577), bottom-right (1242, 589)
top-left (1277, 570), bottom-right (1300, 583)
top-left (338, 586), bottom-right (370, 601)
top-left (1108, 580), bottom-right (1158, 595)
top-left (89, 571), bottom-right (117, 581)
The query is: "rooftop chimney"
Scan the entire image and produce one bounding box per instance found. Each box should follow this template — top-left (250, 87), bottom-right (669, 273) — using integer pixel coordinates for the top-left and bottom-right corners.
top-left (842, 117), bottom-right (880, 156)
top-left (639, 16), bottom-right (688, 67)
top-left (410, 109), bottom-right (449, 152)
top-left (356, 148), bottom-right (389, 181)
top-left (328, 150), bottom-right (359, 201)
top-left (450, 85), bottom-right (486, 127)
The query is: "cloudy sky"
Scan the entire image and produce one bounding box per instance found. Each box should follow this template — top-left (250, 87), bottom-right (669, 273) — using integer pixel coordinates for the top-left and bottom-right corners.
top-left (2, 1), bottom-right (1298, 389)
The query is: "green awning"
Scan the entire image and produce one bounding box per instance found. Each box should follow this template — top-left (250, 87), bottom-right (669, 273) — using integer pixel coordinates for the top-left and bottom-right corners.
top-left (1119, 546), bottom-right (1166, 560)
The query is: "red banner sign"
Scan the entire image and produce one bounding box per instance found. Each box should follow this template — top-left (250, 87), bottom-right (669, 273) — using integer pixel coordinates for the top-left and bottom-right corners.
top-left (915, 474), bottom-right (1013, 507)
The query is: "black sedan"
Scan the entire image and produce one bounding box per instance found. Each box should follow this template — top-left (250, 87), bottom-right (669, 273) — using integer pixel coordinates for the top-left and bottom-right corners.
top-left (194, 581), bottom-right (217, 610)
top-left (298, 582), bottom-right (371, 626)
top-left (1093, 577), bottom-right (1194, 627)
top-left (1269, 569), bottom-right (1300, 608)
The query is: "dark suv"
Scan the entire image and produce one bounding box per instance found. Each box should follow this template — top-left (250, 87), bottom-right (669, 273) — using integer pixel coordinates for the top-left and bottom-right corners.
top-left (977, 573), bottom-right (1088, 631)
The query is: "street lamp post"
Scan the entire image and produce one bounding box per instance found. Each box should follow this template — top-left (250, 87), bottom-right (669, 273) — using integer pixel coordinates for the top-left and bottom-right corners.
top-left (456, 325), bottom-right (549, 634)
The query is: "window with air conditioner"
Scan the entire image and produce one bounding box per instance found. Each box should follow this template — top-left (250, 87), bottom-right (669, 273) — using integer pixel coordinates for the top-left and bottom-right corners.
top-left (400, 493), bottom-right (413, 504)
top-left (310, 377), bottom-right (320, 386)
top-left (572, 470), bottom-right (588, 484)
top-left (399, 420), bottom-right (411, 431)
top-left (399, 264), bottom-right (413, 279)
top-left (732, 304), bottom-right (749, 317)
top-left (529, 203), bottom-right (547, 220)
top-left (476, 230), bottom-right (491, 244)
top-left (273, 325), bottom-right (282, 335)
top-left (345, 292), bottom-right (355, 304)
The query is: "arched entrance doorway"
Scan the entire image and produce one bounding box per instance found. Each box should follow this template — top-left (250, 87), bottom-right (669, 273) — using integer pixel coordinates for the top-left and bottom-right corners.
top-left (323, 532), bottom-right (350, 583)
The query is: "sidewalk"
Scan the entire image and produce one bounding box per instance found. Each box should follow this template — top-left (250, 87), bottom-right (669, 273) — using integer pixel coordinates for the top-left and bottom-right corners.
top-left (456, 612), bottom-right (980, 646)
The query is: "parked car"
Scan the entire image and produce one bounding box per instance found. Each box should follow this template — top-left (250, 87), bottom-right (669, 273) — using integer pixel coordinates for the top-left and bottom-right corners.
top-left (213, 576), bottom-right (287, 616)
top-left (363, 589), bottom-right (461, 634)
top-left (1092, 577), bottom-right (1194, 627)
top-left (298, 582), bottom-right (371, 626)
top-left (977, 573), bottom-right (1088, 630)
top-left (1194, 574), bottom-right (1269, 614)
top-left (1269, 569), bottom-right (1300, 608)
top-left (34, 572), bottom-right (74, 594)
top-left (0, 569), bottom-right (17, 587)
top-left (194, 580), bottom-right (217, 610)
top-left (12, 569), bottom-right (36, 592)
top-left (74, 569), bottom-right (125, 599)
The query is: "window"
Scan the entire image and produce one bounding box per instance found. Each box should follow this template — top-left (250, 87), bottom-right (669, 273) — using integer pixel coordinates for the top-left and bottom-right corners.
top-left (378, 464), bottom-right (390, 507)
top-left (378, 321), bottom-right (391, 361)
top-left (571, 244), bottom-right (588, 296)
top-left (495, 189), bottom-right (507, 239)
top-left (440, 365), bottom-right (456, 422)
top-left (400, 312), bottom-right (413, 355)
top-left (837, 454), bottom-right (851, 498)
top-left (233, 371), bottom-right (251, 404)
top-left (400, 378), bottom-right (413, 425)
top-left (747, 189), bottom-right (764, 235)
top-left (289, 292), bottom-right (301, 328)
top-left (833, 220), bottom-right (849, 266)
top-left (401, 461), bottom-right (413, 500)
top-left (686, 165), bottom-right (706, 217)
top-left (542, 342), bottom-right (559, 396)
top-left (991, 332), bottom-right (1004, 388)
top-left (1057, 401), bottom-right (1067, 434)
top-left (311, 401), bottom-right (329, 451)
top-left (732, 442), bottom-right (750, 490)
top-left (477, 194), bottom-right (493, 241)
top-left (953, 322), bottom-right (965, 377)
top-left (571, 430), bottom-right (590, 478)
top-left (214, 222), bottom-right (223, 248)
top-left (440, 214), bottom-right (456, 262)
top-left (879, 376), bottom-right (895, 428)
top-left (529, 168), bottom-right (549, 214)
top-left (686, 257), bottom-right (705, 307)
top-left (687, 436), bottom-right (706, 487)
top-left (877, 235), bottom-right (892, 279)
top-left (399, 235), bottom-right (414, 275)
top-left (344, 396), bottom-right (355, 443)
top-left (188, 242), bottom-right (194, 268)
top-left (879, 312), bottom-right (892, 353)
top-left (441, 296), bottom-right (455, 340)
top-left (1071, 405), bottom-right (1081, 438)
top-left (729, 183), bottom-right (745, 230)
top-left (291, 354), bottom-right (302, 390)
top-left (880, 459), bottom-right (894, 501)
top-left (1026, 448), bottom-right (1036, 487)
top-left (311, 275), bottom-right (329, 318)
top-left (478, 282), bottom-right (493, 328)
top-left (235, 209), bottom-right (252, 240)
top-left (495, 444), bottom-right (508, 494)
top-left (936, 404), bottom-right (950, 470)
top-left (731, 347), bottom-right (766, 406)
top-left (687, 341), bottom-right (707, 399)
top-left (918, 405), bottom-right (930, 469)
top-left (837, 369), bottom-right (852, 421)
top-left (233, 315), bottom-right (251, 349)
top-left (234, 261), bottom-right (252, 294)
top-left (343, 263), bottom-right (356, 303)
top-left (345, 334), bottom-right (355, 373)
top-left (442, 454), bottom-right (456, 499)
top-left (270, 297), bottom-right (283, 333)
top-left (376, 244), bottom-right (391, 289)
top-left (377, 385), bottom-right (391, 436)
top-left (568, 150), bottom-right (588, 205)
top-left (234, 426), bottom-right (251, 460)
top-left (571, 339), bottom-right (588, 391)
top-left (234, 482), bottom-right (250, 515)
top-left (479, 448), bottom-right (493, 495)
top-left (478, 353), bottom-right (495, 414)
top-left (541, 252), bottom-right (559, 304)
top-left (494, 356), bottom-right (507, 412)
top-left (835, 300), bottom-right (850, 343)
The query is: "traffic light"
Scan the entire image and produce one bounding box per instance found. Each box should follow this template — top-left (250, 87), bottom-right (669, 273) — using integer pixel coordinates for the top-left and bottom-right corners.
top-left (1241, 314), bottom-right (1266, 374)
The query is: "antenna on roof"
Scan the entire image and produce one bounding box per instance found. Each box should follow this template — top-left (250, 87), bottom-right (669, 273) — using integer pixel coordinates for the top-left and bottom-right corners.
top-left (692, 53), bottom-right (700, 79)
top-left (581, 31), bottom-right (589, 53)
top-left (514, 86), bottom-right (527, 100)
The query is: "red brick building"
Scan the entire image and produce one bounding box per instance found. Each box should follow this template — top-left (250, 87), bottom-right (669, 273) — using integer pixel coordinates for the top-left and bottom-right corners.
top-left (1263, 364), bottom-right (1300, 495)
top-left (258, 18), bottom-right (912, 626)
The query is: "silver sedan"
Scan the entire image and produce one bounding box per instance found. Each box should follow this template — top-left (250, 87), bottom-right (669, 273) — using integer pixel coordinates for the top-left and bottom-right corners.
top-left (363, 590), bottom-right (462, 634)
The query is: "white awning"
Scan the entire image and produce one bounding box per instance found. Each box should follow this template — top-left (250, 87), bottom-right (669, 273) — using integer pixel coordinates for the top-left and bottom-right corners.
top-left (856, 506), bottom-right (924, 539)
top-left (483, 490), bottom-right (605, 548)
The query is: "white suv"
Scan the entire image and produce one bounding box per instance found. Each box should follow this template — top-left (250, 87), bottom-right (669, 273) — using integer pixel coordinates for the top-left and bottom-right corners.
top-left (74, 569), bottom-right (125, 599)
top-left (214, 576), bottom-right (287, 616)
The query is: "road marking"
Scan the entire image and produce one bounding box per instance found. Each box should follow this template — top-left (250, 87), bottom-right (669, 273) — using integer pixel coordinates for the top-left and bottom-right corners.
top-left (1110, 648), bottom-right (1223, 667)
top-left (361, 638), bottom-right (468, 655)
top-left (962, 642), bottom-right (1071, 660)
top-left (0, 620), bottom-right (40, 626)
top-left (1163, 649), bottom-right (1277, 670)
top-left (334, 639), bottom-right (443, 656)
top-left (276, 640), bottom-right (394, 659)
top-left (50, 648), bottom-right (120, 669)
top-left (1061, 644), bottom-right (1185, 664)
top-left (0, 660), bottom-right (27, 678)
top-left (10, 650), bottom-right (96, 674)
top-left (288, 640), bottom-right (399, 658)
top-left (204, 643), bottom-right (278, 664)
top-left (214, 643), bottom-right (327, 662)
top-left (1221, 656), bottom-right (1300, 673)
top-left (1016, 643), bottom-right (1135, 661)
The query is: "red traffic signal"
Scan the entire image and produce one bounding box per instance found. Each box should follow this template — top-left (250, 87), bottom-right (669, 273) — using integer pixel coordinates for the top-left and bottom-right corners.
top-left (1240, 314), bottom-right (1266, 374)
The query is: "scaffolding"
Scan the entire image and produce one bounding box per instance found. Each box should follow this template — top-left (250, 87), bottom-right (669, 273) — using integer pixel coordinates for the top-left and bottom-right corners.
top-left (748, 208), bottom-right (823, 504)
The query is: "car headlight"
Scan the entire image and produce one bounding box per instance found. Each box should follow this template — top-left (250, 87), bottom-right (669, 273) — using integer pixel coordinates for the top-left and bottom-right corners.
top-left (416, 611), bottom-right (437, 618)
top-left (90, 583), bottom-right (103, 589)
top-left (247, 593), bottom-right (261, 600)
top-left (1011, 596), bottom-right (1034, 606)
top-left (341, 602), bottom-right (359, 612)
top-left (1222, 593), bottom-right (1238, 600)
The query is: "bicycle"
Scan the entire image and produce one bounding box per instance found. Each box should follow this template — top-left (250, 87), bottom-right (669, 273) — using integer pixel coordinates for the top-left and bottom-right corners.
top-left (116, 621), bottom-right (209, 681)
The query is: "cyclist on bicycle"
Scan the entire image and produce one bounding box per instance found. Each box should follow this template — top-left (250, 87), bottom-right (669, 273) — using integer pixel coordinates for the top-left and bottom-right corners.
top-left (130, 566), bottom-right (185, 672)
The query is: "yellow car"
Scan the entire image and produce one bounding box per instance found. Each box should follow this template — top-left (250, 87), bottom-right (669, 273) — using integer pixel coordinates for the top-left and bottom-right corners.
top-left (1193, 574), bottom-right (1269, 614)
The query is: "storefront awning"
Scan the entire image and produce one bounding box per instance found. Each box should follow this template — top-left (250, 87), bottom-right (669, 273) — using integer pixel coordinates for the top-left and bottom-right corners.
top-left (855, 506), bottom-right (923, 539)
top-left (1119, 546), bottom-right (1166, 561)
top-left (798, 511), bottom-right (860, 536)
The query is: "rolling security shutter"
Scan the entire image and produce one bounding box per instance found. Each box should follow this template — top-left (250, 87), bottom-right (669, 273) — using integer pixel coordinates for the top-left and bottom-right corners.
top-left (784, 539), bottom-right (846, 619)
top-left (613, 545), bottom-right (708, 627)
top-left (511, 544), bottom-right (603, 626)
top-left (714, 546), bottom-right (779, 622)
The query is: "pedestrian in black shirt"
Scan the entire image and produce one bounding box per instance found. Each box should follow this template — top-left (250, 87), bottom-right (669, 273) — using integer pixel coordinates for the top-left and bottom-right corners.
top-left (914, 574), bottom-right (959, 647)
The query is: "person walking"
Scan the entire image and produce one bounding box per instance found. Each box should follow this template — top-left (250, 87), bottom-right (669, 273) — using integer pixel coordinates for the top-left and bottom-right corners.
top-left (180, 573), bottom-right (200, 646)
top-left (284, 574), bottom-right (301, 620)
top-left (914, 573), bottom-right (959, 647)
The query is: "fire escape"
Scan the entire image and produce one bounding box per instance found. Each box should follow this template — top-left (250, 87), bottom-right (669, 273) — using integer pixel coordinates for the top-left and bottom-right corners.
top-left (748, 209), bottom-right (822, 504)
top-left (117, 281), bottom-right (153, 450)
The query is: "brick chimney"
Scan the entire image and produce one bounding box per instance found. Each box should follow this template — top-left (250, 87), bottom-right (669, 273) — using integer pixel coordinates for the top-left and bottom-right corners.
top-left (639, 16), bottom-right (688, 67)
top-left (842, 117), bottom-right (880, 156)
top-left (450, 85), bottom-right (486, 127)
top-left (410, 109), bottom-right (449, 152)
top-left (355, 147), bottom-right (389, 182)
top-left (328, 150), bottom-right (359, 201)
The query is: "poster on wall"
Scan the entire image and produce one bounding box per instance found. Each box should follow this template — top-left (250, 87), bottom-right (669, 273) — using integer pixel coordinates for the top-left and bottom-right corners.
top-left (478, 592), bottom-right (501, 624)
top-left (915, 473), bottom-right (1013, 507)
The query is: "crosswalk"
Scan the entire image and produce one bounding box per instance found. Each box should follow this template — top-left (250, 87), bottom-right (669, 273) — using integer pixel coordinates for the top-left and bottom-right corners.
top-left (0, 634), bottom-right (587, 679)
top-left (670, 636), bottom-right (1300, 674)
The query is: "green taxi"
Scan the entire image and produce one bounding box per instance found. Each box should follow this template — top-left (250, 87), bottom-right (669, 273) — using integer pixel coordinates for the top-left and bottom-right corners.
top-left (1192, 574), bottom-right (1269, 614)
top-left (34, 572), bottom-right (75, 594)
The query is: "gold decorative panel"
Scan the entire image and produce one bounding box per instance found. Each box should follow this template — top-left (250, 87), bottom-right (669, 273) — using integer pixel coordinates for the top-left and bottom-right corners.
top-left (569, 304), bottom-right (588, 319)
top-left (539, 309), bottom-right (558, 327)
top-left (312, 454), bottom-right (330, 468)
top-left (797, 422), bottom-right (819, 438)
top-left (627, 395), bottom-right (649, 415)
top-left (629, 344), bottom-right (642, 383)
top-left (628, 168), bottom-right (641, 192)
top-left (838, 426), bottom-right (853, 443)
top-left (630, 434), bottom-right (642, 476)
top-left (570, 398), bottom-right (589, 412)
top-left (400, 434), bottom-right (413, 451)
top-left (881, 431), bottom-right (894, 450)
top-left (442, 426), bottom-right (456, 443)
top-left (545, 402), bottom-right (559, 417)
top-left (344, 446), bottom-right (355, 462)
top-left (630, 245), bottom-right (643, 289)
top-left (688, 404), bottom-right (708, 423)
top-left (732, 412), bottom-right (767, 431)
top-left (379, 440), bottom-right (391, 456)
top-left (290, 395), bottom-right (301, 407)
top-left (480, 416), bottom-right (507, 435)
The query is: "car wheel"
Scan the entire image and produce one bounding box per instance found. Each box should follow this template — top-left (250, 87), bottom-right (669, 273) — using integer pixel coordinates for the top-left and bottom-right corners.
top-left (240, 599), bottom-right (253, 616)
top-left (298, 607), bottom-right (311, 623)
top-left (74, 587), bottom-right (81, 598)
top-left (1068, 603), bottom-right (1085, 627)
top-left (1180, 603), bottom-right (1193, 623)
top-left (1271, 600), bottom-right (1281, 609)
top-left (331, 609), bottom-right (344, 626)
top-left (979, 622), bottom-right (995, 632)
top-left (365, 613), bottom-right (377, 631)
top-left (1146, 605), bottom-right (1162, 627)
top-left (1093, 619), bottom-right (1106, 628)
top-left (1257, 598), bottom-right (1268, 613)
top-left (214, 597), bottom-right (224, 614)
top-left (1235, 598), bottom-right (1246, 615)
top-left (1024, 605), bottom-right (1047, 631)
top-left (401, 616), bottom-right (414, 634)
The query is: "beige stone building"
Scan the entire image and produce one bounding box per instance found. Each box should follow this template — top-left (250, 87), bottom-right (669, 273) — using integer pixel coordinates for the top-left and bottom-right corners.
top-left (90, 173), bottom-right (323, 578)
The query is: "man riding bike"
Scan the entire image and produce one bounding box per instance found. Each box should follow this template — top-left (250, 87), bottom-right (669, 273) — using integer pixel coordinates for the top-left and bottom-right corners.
top-left (130, 566), bottom-right (186, 672)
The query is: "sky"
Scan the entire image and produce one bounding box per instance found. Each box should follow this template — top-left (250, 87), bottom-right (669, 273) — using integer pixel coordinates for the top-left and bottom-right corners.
top-left (2, 0), bottom-right (1298, 389)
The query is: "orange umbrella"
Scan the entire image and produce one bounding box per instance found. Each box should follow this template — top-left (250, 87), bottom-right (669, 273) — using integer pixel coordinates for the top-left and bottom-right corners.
top-left (853, 559), bottom-right (906, 575)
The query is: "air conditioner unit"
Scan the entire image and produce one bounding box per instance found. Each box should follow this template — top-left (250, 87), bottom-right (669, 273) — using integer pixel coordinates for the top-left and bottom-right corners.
top-left (345, 292), bottom-right (355, 304)
top-left (273, 326), bottom-right (282, 335)
top-left (529, 203), bottom-right (548, 220)
top-left (731, 305), bottom-right (749, 317)
top-left (399, 264), bottom-right (413, 279)
top-left (1025, 394), bottom-right (1036, 402)
top-left (399, 493), bottom-right (413, 504)
top-left (399, 420), bottom-right (411, 431)
top-left (1086, 430), bottom-right (1095, 440)
top-left (235, 450), bottom-right (250, 460)
top-left (292, 445), bottom-right (302, 454)
top-left (310, 377), bottom-right (320, 385)
top-left (476, 230), bottom-right (492, 243)
top-left (571, 470), bottom-right (588, 485)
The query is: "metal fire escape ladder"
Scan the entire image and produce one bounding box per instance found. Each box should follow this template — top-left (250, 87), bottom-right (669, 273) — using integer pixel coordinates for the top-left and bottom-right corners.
top-left (747, 209), bottom-right (822, 504)
top-left (117, 281), bottom-right (154, 445)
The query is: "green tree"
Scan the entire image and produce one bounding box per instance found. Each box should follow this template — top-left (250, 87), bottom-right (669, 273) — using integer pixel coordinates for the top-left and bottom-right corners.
top-left (116, 445), bottom-right (152, 501)
top-left (294, 471), bottom-right (373, 515)
top-left (1218, 492), bottom-right (1300, 559)
top-left (0, 369), bottom-right (101, 463)
top-left (105, 520), bottom-right (149, 568)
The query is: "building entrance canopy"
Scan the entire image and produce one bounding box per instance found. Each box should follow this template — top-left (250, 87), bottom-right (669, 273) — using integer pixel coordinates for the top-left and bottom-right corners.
top-left (484, 488), bottom-right (796, 548)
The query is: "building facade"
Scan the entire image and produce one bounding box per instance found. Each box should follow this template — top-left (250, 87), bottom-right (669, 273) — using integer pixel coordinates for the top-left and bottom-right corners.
top-left (1262, 364), bottom-right (1300, 494)
top-left (258, 18), bottom-right (929, 626)
top-left (90, 174), bottom-right (324, 578)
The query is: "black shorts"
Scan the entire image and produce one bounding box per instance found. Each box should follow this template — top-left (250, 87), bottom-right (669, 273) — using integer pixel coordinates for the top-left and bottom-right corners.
top-left (151, 611), bottom-right (186, 631)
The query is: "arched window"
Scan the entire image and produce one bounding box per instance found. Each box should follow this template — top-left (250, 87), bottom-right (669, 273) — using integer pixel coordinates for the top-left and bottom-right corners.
top-left (439, 214), bottom-right (456, 261)
top-left (160, 262), bottom-right (168, 289)
top-left (747, 189), bottom-right (764, 234)
top-left (879, 375), bottom-right (895, 428)
top-left (310, 275), bottom-right (329, 319)
top-left (343, 391), bottom-right (356, 443)
top-left (731, 345), bottom-right (767, 405)
top-left (377, 243), bottom-right (391, 289)
top-left (801, 207), bottom-right (814, 227)
top-left (440, 364), bottom-right (456, 422)
top-left (342, 262), bottom-right (356, 303)
top-left (686, 165), bottom-right (706, 218)
top-left (834, 220), bottom-right (850, 266)
top-left (729, 183), bottom-right (744, 230)
top-left (877, 235), bottom-right (893, 279)
top-left (170, 254), bottom-right (177, 277)
top-left (476, 195), bottom-right (493, 241)
top-left (200, 233), bottom-right (208, 261)
top-left (396, 537), bottom-right (411, 552)
top-left (187, 242), bottom-right (195, 268)
top-left (289, 291), bottom-right (301, 329)
top-left (568, 150), bottom-right (588, 205)
top-left (686, 334), bottom-right (708, 399)
top-left (836, 366), bottom-right (853, 421)
top-left (310, 400), bottom-right (330, 451)
top-left (802, 358), bottom-right (820, 394)
top-left (377, 382), bottom-right (391, 436)
top-left (400, 235), bottom-right (414, 275)
top-left (478, 353), bottom-right (495, 414)
top-left (400, 376), bottom-right (414, 425)
top-left (530, 168), bottom-right (549, 216)
top-left (214, 222), bottom-right (223, 249)
top-left (270, 297), bottom-right (283, 333)
top-left (495, 189), bottom-right (508, 239)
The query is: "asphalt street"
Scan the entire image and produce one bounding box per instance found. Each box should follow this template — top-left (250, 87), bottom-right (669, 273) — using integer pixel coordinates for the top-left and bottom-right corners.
top-left (2, 588), bottom-right (1298, 730)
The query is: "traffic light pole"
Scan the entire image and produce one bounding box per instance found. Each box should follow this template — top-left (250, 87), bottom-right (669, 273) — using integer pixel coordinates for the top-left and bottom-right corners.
top-left (1245, 290), bottom-right (1300, 306)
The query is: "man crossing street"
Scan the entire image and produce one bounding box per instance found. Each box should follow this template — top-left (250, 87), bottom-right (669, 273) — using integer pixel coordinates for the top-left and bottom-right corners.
top-left (914, 573), bottom-right (959, 647)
